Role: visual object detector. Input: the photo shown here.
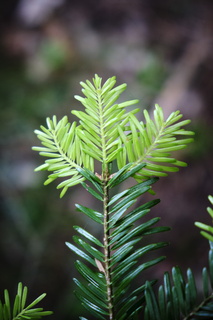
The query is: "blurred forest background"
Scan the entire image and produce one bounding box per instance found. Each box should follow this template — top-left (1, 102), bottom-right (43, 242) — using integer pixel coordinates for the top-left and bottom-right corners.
top-left (0, 1), bottom-right (213, 319)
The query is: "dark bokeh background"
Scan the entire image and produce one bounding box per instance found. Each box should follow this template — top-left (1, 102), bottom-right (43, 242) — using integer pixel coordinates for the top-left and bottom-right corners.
top-left (0, 1), bottom-right (213, 319)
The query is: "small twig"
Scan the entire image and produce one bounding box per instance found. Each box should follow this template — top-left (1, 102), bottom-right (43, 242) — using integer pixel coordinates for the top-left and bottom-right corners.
top-left (183, 293), bottom-right (213, 320)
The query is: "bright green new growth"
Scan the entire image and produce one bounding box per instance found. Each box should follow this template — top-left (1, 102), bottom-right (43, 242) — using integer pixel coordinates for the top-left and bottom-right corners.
top-left (0, 282), bottom-right (52, 320)
top-left (195, 196), bottom-right (213, 243)
top-left (33, 74), bottom-right (194, 198)
top-left (33, 74), bottom-right (196, 320)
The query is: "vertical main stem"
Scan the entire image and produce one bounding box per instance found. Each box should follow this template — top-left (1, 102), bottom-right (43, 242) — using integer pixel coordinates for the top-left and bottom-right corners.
top-left (97, 86), bottom-right (114, 318)
top-left (103, 169), bottom-right (114, 320)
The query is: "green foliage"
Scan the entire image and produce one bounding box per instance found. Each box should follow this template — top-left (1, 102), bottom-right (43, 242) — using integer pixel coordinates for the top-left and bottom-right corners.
top-left (144, 249), bottom-right (213, 320)
top-left (33, 74), bottom-right (194, 197)
top-left (33, 74), bottom-right (196, 319)
top-left (66, 166), bottom-right (169, 319)
top-left (195, 196), bottom-right (213, 242)
top-left (116, 104), bottom-right (194, 180)
top-left (144, 196), bottom-right (213, 320)
top-left (0, 282), bottom-right (52, 320)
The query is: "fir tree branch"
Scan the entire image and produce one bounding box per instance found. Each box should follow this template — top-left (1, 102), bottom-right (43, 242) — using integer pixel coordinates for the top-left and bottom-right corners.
top-left (183, 293), bottom-right (213, 320)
